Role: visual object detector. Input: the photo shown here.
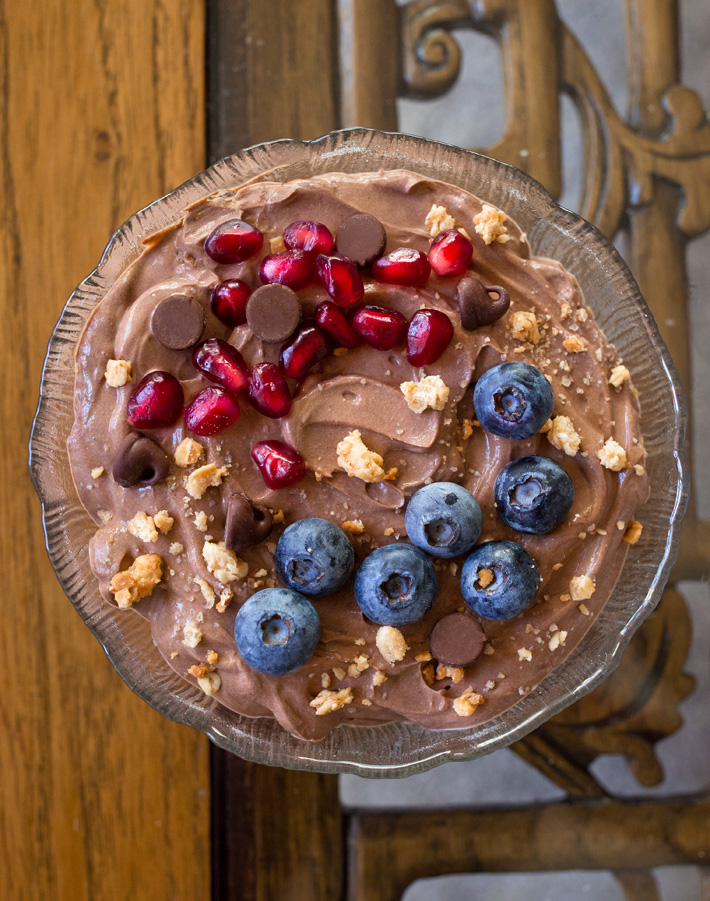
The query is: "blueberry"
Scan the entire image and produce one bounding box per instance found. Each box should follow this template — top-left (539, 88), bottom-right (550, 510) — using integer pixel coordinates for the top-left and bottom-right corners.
top-left (473, 362), bottom-right (554, 440)
top-left (405, 482), bottom-right (482, 558)
top-left (275, 518), bottom-right (354, 597)
top-left (354, 544), bottom-right (438, 626)
top-left (494, 455), bottom-right (574, 534)
top-left (461, 540), bottom-right (540, 621)
top-left (234, 587), bottom-right (320, 675)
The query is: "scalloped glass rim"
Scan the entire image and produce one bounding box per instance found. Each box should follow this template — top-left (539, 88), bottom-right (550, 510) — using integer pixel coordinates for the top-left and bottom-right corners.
top-left (30, 128), bottom-right (688, 777)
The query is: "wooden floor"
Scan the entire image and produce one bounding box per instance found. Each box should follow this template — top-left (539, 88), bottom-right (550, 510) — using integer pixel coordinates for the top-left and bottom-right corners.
top-left (1, 3), bottom-right (210, 898)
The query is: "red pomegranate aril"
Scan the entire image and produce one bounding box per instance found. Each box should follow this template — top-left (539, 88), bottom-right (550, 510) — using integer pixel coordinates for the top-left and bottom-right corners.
top-left (315, 301), bottom-right (362, 348)
top-left (126, 371), bottom-right (184, 429)
top-left (247, 362), bottom-right (292, 418)
top-left (259, 250), bottom-right (314, 291)
top-left (210, 279), bottom-right (251, 326)
top-left (406, 309), bottom-right (454, 367)
top-left (352, 306), bottom-right (407, 351)
top-left (251, 440), bottom-right (306, 490)
top-left (283, 220), bottom-right (334, 255)
top-left (372, 247), bottom-right (431, 287)
top-left (184, 386), bottom-right (240, 436)
top-left (192, 338), bottom-right (250, 394)
top-left (428, 229), bottom-right (473, 277)
top-left (315, 254), bottom-right (364, 307)
top-left (279, 321), bottom-right (332, 380)
top-left (204, 219), bottom-right (263, 264)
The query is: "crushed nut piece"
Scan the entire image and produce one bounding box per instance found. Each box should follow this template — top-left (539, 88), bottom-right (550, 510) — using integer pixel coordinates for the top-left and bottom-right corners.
top-left (435, 663), bottom-right (464, 683)
top-left (341, 519), bottom-right (364, 534)
top-left (269, 235), bottom-right (286, 253)
top-left (578, 603), bottom-right (590, 616)
top-left (623, 520), bottom-right (643, 545)
top-left (321, 672), bottom-right (332, 689)
top-left (563, 335), bottom-right (589, 354)
top-left (169, 541), bottom-right (184, 556)
top-left (598, 438), bottom-right (627, 471)
top-left (361, 698), bottom-right (372, 706)
top-left (473, 204), bottom-right (509, 244)
top-left (194, 577), bottom-right (216, 608)
top-left (376, 625), bottom-right (409, 665)
top-left (91, 466), bottom-right (105, 479)
top-left (97, 510), bottom-right (113, 524)
top-left (154, 510), bottom-right (174, 534)
top-left (634, 464), bottom-right (645, 476)
top-left (400, 374), bottom-right (450, 414)
top-left (175, 437), bottom-right (204, 468)
top-left (109, 554), bottom-right (162, 608)
top-left (609, 364), bottom-right (630, 388)
top-left (182, 621), bottom-right (204, 648)
top-left (127, 512), bottom-right (159, 543)
top-left (570, 574), bottom-right (595, 601)
top-left (186, 463), bottom-right (227, 499)
top-left (510, 310), bottom-right (541, 344)
top-left (425, 203), bottom-right (456, 237)
top-left (202, 540), bottom-right (248, 584)
top-left (332, 666), bottom-right (347, 682)
top-left (310, 687), bottom-right (354, 715)
top-left (104, 359), bottom-right (132, 387)
top-left (337, 430), bottom-right (385, 482)
top-left (354, 637), bottom-right (366, 646)
top-left (453, 687), bottom-right (485, 717)
top-left (547, 415), bottom-right (581, 456)
top-left (372, 670), bottom-right (388, 687)
top-left (197, 670), bottom-right (221, 696)
top-left (518, 648), bottom-right (533, 662)
top-left (193, 510), bottom-right (208, 532)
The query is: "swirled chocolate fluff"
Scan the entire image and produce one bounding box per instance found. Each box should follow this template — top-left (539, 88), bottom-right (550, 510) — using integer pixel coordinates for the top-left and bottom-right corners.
top-left (68, 170), bottom-right (649, 740)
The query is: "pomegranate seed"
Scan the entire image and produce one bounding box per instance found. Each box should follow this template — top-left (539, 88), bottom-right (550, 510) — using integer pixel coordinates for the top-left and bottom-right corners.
top-left (210, 279), bottom-right (251, 326)
top-left (283, 220), bottom-right (334, 255)
top-left (247, 362), bottom-right (292, 418)
top-left (184, 386), bottom-right (240, 436)
top-left (315, 301), bottom-right (362, 348)
top-left (279, 321), bottom-right (332, 380)
top-left (204, 219), bottom-right (263, 264)
top-left (372, 248), bottom-right (430, 287)
top-left (428, 229), bottom-right (473, 277)
top-left (259, 250), bottom-right (314, 291)
top-left (406, 309), bottom-right (454, 366)
top-left (315, 254), bottom-right (364, 307)
top-left (126, 371), bottom-right (184, 429)
top-left (193, 338), bottom-right (250, 394)
top-left (251, 440), bottom-right (306, 489)
top-left (352, 306), bottom-right (407, 351)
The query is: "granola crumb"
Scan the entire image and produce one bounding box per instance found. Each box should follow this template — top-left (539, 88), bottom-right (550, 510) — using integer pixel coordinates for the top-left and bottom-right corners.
top-left (425, 203), bottom-right (456, 237)
top-left (333, 347), bottom-right (348, 357)
top-left (547, 415), bottom-right (581, 456)
top-left (215, 587), bottom-right (233, 613)
top-left (321, 672), bottom-right (332, 689)
top-left (154, 510), bottom-right (174, 534)
top-left (170, 651), bottom-right (179, 659)
top-left (384, 527), bottom-right (395, 537)
top-left (169, 541), bottom-right (184, 556)
top-left (194, 577), bottom-right (216, 608)
top-left (341, 519), bottom-right (365, 534)
top-left (563, 334), bottom-right (589, 354)
top-left (598, 438), bottom-right (627, 471)
top-left (510, 310), bottom-right (541, 344)
top-left (206, 650), bottom-right (219, 664)
top-left (609, 364), bottom-right (630, 388)
top-left (570, 574), bottom-right (595, 601)
top-left (474, 204), bottom-right (510, 245)
top-left (477, 567), bottom-right (494, 588)
top-left (272, 509), bottom-right (285, 524)
top-left (400, 374), bottom-right (450, 414)
top-left (483, 643), bottom-right (495, 656)
top-left (372, 670), bottom-right (388, 687)
top-left (127, 511), bottom-right (159, 543)
top-left (421, 663), bottom-right (436, 685)
top-left (376, 625), bottom-right (409, 665)
top-left (552, 562), bottom-right (563, 571)
top-left (617, 520), bottom-right (626, 531)
top-left (435, 663), bottom-right (464, 683)
top-left (91, 466), bottom-right (105, 479)
top-left (415, 651), bottom-right (433, 663)
top-left (623, 520), bottom-right (643, 545)
top-left (104, 359), bottom-right (132, 387)
top-left (109, 554), bottom-right (162, 608)
top-left (202, 540), bottom-right (248, 584)
top-left (182, 621), bottom-right (204, 648)
top-left (634, 464), bottom-right (645, 476)
top-left (518, 648), bottom-right (533, 662)
top-left (337, 430), bottom-right (385, 482)
top-left (97, 510), bottom-right (113, 524)
top-left (548, 630), bottom-right (568, 651)
top-left (310, 687), bottom-right (354, 715)
top-left (462, 419), bottom-right (474, 439)
top-left (361, 698), bottom-right (373, 707)
top-left (578, 603), bottom-right (590, 616)
top-left (453, 687), bottom-right (485, 717)
top-left (188, 663), bottom-right (213, 679)
top-left (354, 637), bottom-right (366, 646)
top-left (174, 437), bottom-right (204, 468)
top-left (332, 666), bottom-right (347, 682)
top-left (186, 463), bottom-right (227, 499)
top-left (269, 234), bottom-right (286, 253)
top-left (193, 510), bottom-right (208, 532)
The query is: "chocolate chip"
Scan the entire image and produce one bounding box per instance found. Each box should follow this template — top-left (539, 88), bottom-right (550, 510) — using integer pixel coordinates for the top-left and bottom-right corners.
top-left (245, 284), bottom-right (301, 342)
top-left (150, 295), bottom-right (205, 350)
top-left (456, 275), bottom-right (510, 331)
top-left (112, 432), bottom-right (170, 488)
top-left (429, 612), bottom-right (486, 667)
top-left (224, 493), bottom-right (273, 551)
top-left (336, 213), bottom-right (387, 267)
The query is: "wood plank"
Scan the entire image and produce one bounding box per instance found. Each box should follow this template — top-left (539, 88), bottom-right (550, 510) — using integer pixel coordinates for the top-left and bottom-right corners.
top-left (1, 2), bottom-right (210, 899)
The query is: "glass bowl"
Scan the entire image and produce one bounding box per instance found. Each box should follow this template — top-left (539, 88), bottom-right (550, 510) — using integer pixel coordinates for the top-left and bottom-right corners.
top-left (29, 128), bottom-right (688, 777)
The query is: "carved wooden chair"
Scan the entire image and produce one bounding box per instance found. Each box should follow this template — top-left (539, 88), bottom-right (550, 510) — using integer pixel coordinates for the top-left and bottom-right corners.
top-left (207, 2), bottom-right (710, 898)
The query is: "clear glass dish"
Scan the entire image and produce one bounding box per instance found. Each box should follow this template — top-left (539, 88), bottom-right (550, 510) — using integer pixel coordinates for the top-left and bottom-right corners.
top-left (29, 129), bottom-right (688, 777)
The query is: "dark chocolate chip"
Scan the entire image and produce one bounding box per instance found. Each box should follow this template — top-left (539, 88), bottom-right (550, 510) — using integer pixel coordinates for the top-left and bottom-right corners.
top-left (456, 275), bottom-right (510, 331)
top-left (150, 295), bottom-right (205, 350)
top-left (336, 213), bottom-right (387, 267)
top-left (224, 492), bottom-right (273, 552)
top-left (112, 432), bottom-right (170, 488)
top-left (246, 284), bottom-right (301, 342)
top-left (429, 612), bottom-right (486, 667)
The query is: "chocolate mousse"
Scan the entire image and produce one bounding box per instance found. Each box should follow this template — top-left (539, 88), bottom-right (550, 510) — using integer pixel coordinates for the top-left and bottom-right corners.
top-left (68, 169), bottom-right (648, 741)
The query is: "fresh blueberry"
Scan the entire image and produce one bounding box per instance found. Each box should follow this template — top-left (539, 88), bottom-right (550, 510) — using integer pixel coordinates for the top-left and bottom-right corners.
top-left (234, 587), bottom-right (320, 675)
top-left (494, 455), bottom-right (574, 534)
top-left (461, 540), bottom-right (540, 621)
top-left (405, 482), bottom-right (482, 558)
top-left (275, 517), bottom-right (354, 597)
top-left (473, 362), bottom-right (554, 440)
top-left (354, 544), bottom-right (438, 626)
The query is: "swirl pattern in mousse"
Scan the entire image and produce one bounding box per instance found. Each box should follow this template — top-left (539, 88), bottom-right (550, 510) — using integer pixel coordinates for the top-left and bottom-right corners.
top-left (68, 169), bottom-right (649, 741)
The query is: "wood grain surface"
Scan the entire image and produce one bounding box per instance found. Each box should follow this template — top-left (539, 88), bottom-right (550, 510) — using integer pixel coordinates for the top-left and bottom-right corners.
top-left (1, 3), bottom-right (210, 899)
